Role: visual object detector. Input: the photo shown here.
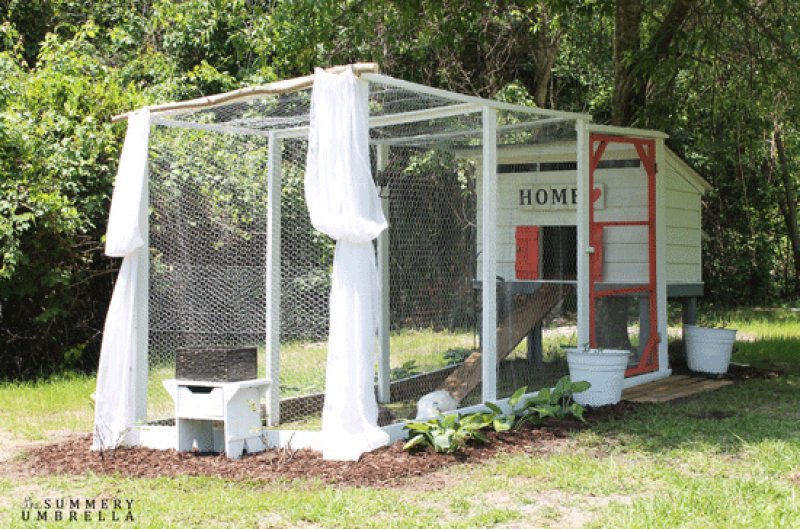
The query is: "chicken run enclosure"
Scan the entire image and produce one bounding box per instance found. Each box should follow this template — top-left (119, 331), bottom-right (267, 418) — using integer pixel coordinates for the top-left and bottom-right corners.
top-left (103, 64), bottom-right (709, 452)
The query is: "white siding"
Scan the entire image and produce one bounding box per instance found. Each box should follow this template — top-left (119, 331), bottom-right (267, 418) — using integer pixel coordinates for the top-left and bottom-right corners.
top-left (664, 155), bottom-right (703, 283)
top-left (593, 157), bottom-right (650, 284)
top-left (476, 143), bottom-right (704, 286)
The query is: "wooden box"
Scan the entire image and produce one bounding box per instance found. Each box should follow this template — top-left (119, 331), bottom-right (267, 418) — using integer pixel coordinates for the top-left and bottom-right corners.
top-left (175, 347), bottom-right (257, 382)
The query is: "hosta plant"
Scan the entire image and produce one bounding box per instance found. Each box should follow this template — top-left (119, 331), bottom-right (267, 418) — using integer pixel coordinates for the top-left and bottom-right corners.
top-left (485, 376), bottom-right (591, 432)
top-left (403, 412), bottom-right (491, 454)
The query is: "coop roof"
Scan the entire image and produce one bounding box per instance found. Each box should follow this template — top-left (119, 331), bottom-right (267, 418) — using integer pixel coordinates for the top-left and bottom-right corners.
top-left (111, 63), bottom-right (593, 149)
top-left (664, 147), bottom-right (713, 194)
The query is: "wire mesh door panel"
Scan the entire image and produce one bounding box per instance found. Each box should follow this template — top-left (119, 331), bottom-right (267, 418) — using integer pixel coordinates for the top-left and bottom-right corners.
top-left (147, 126), bottom-right (269, 421)
top-left (376, 142), bottom-right (480, 420)
top-left (274, 137), bottom-right (333, 427)
top-left (489, 114), bottom-right (581, 401)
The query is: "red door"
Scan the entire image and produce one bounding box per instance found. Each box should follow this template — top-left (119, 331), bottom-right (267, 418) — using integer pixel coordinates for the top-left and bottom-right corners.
top-left (588, 135), bottom-right (659, 377)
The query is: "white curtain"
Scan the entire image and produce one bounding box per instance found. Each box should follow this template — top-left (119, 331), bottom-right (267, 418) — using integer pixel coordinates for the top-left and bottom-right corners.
top-left (305, 68), bottom-right (389, 460)
top-left (92, 109), bottom-right (150, 450)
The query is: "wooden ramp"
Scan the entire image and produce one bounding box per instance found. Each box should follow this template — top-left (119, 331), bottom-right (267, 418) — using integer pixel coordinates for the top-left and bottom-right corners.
top-left (439, 283), bottom-right (567, 401)
top-left (622, 375), bottom-right (733, 403)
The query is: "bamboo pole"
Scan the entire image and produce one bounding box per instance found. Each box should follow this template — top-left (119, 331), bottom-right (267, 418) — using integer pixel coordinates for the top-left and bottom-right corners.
top-left (111, 63), bottom-right (379, 123)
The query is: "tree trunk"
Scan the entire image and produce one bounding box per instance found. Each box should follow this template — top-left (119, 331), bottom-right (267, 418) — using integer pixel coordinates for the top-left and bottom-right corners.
top-left (612, 0), bottom-right (696, 127)
top-left (517, 4), bottom-right (562, 108)
top-left (612, 0), bottom-right (642, 126)
top-left (530, 8), bottom-right (561, 108)
top-left (772, 119), bottom-right (800, 295)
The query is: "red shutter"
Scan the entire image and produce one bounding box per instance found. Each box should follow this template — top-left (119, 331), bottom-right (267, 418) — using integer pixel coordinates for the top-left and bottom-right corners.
top-left (515, 226), bottom-right (540, 280)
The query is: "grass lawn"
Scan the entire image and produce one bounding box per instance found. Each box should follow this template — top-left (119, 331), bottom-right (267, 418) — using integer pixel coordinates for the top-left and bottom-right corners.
top-left (1, 307), bottom-right (798, 528)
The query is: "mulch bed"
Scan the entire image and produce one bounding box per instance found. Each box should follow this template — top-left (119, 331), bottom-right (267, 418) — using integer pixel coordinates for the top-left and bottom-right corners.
top-left (16, 365), bottom-right (773, 489)
top-left (19, 402), bottom-right (638, 488)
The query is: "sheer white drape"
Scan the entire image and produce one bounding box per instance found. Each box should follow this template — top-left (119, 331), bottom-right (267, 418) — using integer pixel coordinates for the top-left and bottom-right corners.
top-left (92, 109), bottom-right (150, 450)
top-left (305, 68), bottom-right (389, 460)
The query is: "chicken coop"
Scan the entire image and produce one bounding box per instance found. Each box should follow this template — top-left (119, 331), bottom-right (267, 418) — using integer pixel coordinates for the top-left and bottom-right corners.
top-left (95, 64), bottom-right (710, 456)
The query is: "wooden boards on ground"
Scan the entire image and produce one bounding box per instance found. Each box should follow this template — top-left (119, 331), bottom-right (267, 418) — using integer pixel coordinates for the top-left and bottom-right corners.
top-left (622, 375), bottom-right (733, 403)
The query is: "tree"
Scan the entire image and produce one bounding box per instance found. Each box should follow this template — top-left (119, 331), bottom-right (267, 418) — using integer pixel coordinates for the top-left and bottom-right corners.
top-left (611, 0), bottom-right (697, 127)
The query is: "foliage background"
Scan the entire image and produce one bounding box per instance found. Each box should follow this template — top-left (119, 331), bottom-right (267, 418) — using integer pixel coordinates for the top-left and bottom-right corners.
top-left (0, 0), bottom-right (798, 379)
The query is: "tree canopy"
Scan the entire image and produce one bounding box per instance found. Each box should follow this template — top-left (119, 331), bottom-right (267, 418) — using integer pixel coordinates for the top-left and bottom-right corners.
top-left (1, 0), bottom-right (798, 378)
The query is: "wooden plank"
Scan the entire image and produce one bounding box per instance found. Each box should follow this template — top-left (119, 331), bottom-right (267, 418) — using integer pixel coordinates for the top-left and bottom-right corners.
top-left (663, 245), bottom-right (701, 265)
top-left (630, 378), bottom-right (733, 403)
top-left (666, 263), bottom-right (702, 283)
top-left (605, 243), bottom-right (650, 263)
top-left (622, 375), bottom-right (691, 398)
top-left (623, 375), bottom-right (699, 400)
top-left (622, 375), bottom-right (692, 399)
top-left (603, 262), bottom-right (649, 283)
top-left (665, 227), bottom-right (701, 246)
top-left (643, 379), bottom-right (733, 403)
top-left (666, 210), bottom-right (700, 229)
top-left (629, 377), bottom-right (708, 402)
top-left (440, 283), bottom-right (568, 401)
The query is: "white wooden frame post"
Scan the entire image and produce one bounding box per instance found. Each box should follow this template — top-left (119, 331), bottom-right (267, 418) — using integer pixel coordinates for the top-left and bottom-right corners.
top-left (265, 132), bottom-right (282, 426)
top-left (376, 144), bottom-right (391, 403)
top-left (575, 119), bottom-right (591, 348)
top-left (132, 169), bottom-right (150, 440)
top-left (655, 138), bottom-right (669, 375)
top-left (481, 107), bottom-right (498, 403)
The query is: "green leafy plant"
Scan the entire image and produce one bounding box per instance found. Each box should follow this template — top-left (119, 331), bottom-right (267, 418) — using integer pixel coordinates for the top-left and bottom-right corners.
top-left (403, 412), bottom-right (491, 454)
top-left (484, 377), bottom-right (591, 432)
top-left (525, 376), bottom-right (591, 423)
top-left (443, 347), bottom-right (471, 365)
top-left (390, 360), bottom-right (421, 381)
top-left (577, 343), bottom-right (605, 354)
top-left (484, 386), bottom-right (531, 432)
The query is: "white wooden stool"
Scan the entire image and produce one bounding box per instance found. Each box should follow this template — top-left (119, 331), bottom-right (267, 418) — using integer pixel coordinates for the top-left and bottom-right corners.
top-left (163, 378), bottom-right (269, 459)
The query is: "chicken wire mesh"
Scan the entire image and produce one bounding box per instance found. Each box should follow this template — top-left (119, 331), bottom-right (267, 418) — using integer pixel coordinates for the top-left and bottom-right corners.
top-left (147, 124), bottom-right (270, 420)
top-left (143, 78), bottom-right (583, 428)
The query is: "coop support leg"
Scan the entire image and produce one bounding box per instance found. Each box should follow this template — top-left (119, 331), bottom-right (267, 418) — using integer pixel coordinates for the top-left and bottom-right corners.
top-left (481, 107), bottom-right (498, 403)
top-left (681, 296), bottom-right (698, 357)
top-left (639, 295), bottom-right (651, 363)
top-left (682, 297), bottom-right (698, 325)
top-left (527, 322), bottom-right (544, 369)
top-left (265, 132), bottom-right (282, 426)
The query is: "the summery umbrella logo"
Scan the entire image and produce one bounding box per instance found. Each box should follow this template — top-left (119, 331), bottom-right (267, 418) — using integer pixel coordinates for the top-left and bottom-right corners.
top-left (20, 496), bottom-right (135, 523)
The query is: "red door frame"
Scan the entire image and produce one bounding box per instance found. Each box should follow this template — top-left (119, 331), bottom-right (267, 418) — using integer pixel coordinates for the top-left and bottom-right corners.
top-left (588, 134), bottom-right (659, 377)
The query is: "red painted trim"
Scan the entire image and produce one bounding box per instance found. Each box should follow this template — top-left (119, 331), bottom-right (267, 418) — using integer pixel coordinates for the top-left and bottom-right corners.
top-left (590, 139), bottom-right (608, 175)
top-left (590, 224), bottom-right (605, 281)
top-left (591, 134), bottom-right (655, 146)
top-left (593, 220), bottom-right (649, 227)
top-left (593, 286), bottom-right (652, 298)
